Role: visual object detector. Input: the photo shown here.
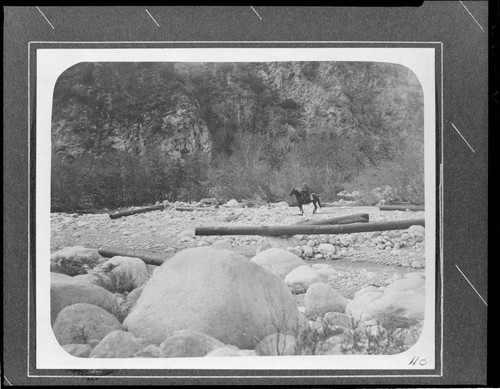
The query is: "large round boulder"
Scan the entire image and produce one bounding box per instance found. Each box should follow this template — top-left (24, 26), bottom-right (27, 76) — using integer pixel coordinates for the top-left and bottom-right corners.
top-left (304, 282), bottom-right (349, 319)
top-left (123, 248), bottom-right (305, 349)
top-left (53, 303), bottom-right (123, 346)
top-left (50, 282), bottom-right (120, 325)
top-left (251, 248), bottom-right (306, 279)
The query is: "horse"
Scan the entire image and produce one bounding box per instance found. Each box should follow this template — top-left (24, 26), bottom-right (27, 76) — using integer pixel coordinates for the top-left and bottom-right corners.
top-left (289, 188), bottom-right (321, 215)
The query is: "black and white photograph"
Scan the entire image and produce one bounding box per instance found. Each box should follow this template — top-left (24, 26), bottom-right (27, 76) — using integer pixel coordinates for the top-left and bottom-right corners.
top-left (3, 3), bottom-right (490, 386)
top-left (35, 46), bottom-right (438, 371)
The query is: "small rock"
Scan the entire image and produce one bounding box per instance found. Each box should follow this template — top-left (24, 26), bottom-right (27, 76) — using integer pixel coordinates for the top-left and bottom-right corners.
top-left (225, 199), bottom-right (239, 207)
top-left (159, 329), bottom-right (226, 358)
top-left (301, 245), bottom-right (314, 258)
top-left (323, 312), bottom-right (353, 329)
top-left (285, 265), bottom-right (323, 294)
top-left (90, 331), bottom-right (147, 358)
top-left (62, 343), bottom-right (92, 358)
top-left (211, 239), bottom-right (233, 250)
top-left (133, 344), bottom-right (162, 358)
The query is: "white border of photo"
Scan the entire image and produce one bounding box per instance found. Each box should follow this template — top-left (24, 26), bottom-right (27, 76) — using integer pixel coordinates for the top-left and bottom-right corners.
top-left (37, 46), bottom-right (437, 371)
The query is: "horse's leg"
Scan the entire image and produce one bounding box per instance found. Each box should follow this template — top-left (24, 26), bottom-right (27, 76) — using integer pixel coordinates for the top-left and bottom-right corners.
top-left (313, 201), bottom-right (317, 214)
top-left (299, 204), bottom-right (304, 215)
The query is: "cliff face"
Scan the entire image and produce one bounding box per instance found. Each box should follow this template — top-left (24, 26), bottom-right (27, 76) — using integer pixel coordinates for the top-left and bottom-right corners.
top-left (51, 61), bottom-right (423, 164)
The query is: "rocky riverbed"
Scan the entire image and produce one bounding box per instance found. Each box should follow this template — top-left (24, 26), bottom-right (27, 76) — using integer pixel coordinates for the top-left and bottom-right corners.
top-left (51, 200), bottom-right (426, 300)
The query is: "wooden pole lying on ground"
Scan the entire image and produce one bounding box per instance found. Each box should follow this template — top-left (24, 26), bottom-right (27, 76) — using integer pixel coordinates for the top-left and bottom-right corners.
top-left (295, 213), bottom-right (369, 225)
top-left (195, 218), bottom-right (425, 236)
top-left (378, 205), bottom-right (425, 211)
top-left (175, 206), bottom-right (218, 212)
top-left (109, 205), bottom-right (165, 219)
top-left (98, 247), bottom-right (173, 266)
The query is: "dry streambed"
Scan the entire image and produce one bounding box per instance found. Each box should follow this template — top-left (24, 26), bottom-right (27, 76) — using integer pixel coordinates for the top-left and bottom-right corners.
top-left (49, 201), bottom-right (427, 358)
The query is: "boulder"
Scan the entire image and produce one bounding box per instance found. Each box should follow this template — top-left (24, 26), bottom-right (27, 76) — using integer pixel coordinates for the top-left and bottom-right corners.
top-left (71, 273), bottom-right (101, 285)
top-left (50, 246), bottom-right (101, 261)
top-left (133, 344), bottom-right (161, 358)
top-left (317, 243), bottom-right (336, 256)
top-left (159, 329), bottom-right (226, 358)
top-left (251, 248), bottom-right (306, 279)
top-left (369, 290), bottom-right (425, 328)
top-left (304, 283), bottom-right (349, 318)
top-left (301, 245), bottom-right (314, 258)
top-left (345, 291), bottom-right (384, 321)
top-left (124, 248), bottom-right (305, 349)
top-left (89, 330), bottom-right (147, 358)
top-left (51, 272), bottom-right (75, 284)
top-left (408, 225), bottom-right (425, 238)
top-left (317, 335), bottom-right (345, 355)
top-left (383, 273), bottom-right (425, 294)
top-left (50, 282), bottom-right (120, 325)
top-left (96, 256), bottom-right (149, 292)
top-left (225, 199), bottom-right (239, 207)
top-left (323, 312), bottom-right (353, 329)
top-left (285, 266), bottom-right (323, 294)
top-left (353, 285), bottom-right (381, 299)
top-left (52, 303), bottom-right (123, 346)
top-left (255, 333), bottom-right (297, 356)
top-left (62, 343), bottom-right (92, 358)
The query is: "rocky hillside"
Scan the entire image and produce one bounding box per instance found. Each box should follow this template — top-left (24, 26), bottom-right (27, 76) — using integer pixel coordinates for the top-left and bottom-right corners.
top-left (51, 61), bottom-right (425, 211)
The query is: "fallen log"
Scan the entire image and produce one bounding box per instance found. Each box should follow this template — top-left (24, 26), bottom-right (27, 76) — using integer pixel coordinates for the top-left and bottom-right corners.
top-left (109, 205), bottom-right (165, 219)
top-left (378, 205), bottom-right (424, 211)
top-left (175, 206), bottom-right (218, 212)
top-left (295, 213), bottom-right (369, 225)
top-left (98, 247), bottom-right (174, 266)
top-left (195, 218), bottom-right (425, 236)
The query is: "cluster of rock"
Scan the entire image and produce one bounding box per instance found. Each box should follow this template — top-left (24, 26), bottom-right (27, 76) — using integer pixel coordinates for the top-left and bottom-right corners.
top-left (49, 244), bottom-right (425, 358)
top-left (280, 224), bottom-right (425, 262)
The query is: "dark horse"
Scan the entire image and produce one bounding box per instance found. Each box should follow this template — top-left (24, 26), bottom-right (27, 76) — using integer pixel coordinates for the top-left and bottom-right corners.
top-left (289, 188), bottom-right (321, 214)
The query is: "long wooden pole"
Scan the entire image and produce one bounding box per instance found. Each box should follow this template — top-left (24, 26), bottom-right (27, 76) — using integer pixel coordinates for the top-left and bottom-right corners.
top-left (195, 219), bottom-right (425, 236)
top-left (98, 247), bottom-right (173, 266)
top-left (295, 213), bottom-right (369, 225)
top-left (378, 205), bottom-right (424, 211)
top-left (109, 205), bottom-right (165, 219)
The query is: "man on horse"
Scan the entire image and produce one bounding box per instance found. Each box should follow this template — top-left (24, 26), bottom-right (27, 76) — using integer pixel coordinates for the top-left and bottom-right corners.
top-left (300, 183), bottom-right (311, 202)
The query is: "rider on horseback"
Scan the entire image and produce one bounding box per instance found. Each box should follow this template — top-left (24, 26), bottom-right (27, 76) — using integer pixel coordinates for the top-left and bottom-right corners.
top-left (300, 183), bottom-right (311, 202)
